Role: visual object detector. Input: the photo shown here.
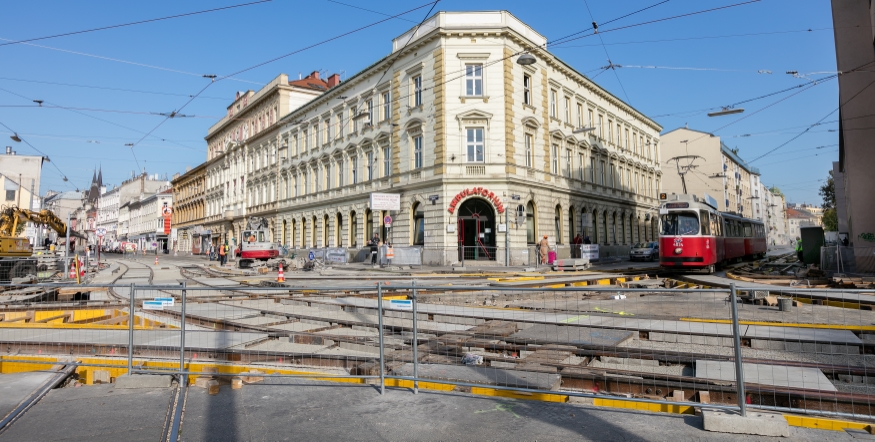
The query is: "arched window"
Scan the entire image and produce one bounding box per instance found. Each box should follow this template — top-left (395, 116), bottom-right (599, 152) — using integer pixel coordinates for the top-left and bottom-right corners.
top-left (282, 220), bottom-right (287, 246)
top-left (311, 216), bottom-right (317, 247)
top-left (335, 213), bottom-right (343, 247)
top-left (412, 202), bottom-right (425, 245)
top-left (568, 206), bottom-right (576, 240)
top-left (365, 209), bottom-right (373, 240)
top-left (323, 214), bottom-right (329, 246)
top-left (526, 201), bottom-right (536, 244)
top-left (291, 219), bottom-right (297, 248)
top-left (350, 211), bottom-right (358, 248)
top-left (554, 205), bottom-right (562, 244)
top-left (592, 209), bottom-right (599, 244)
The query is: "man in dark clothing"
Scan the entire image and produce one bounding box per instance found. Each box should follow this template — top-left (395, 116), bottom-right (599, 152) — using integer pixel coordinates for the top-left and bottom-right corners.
top-left (583, 236), bottom-right (592, 245)
top-left (572, 234), bottom-right (583, 258)
top-left (369, 233), bottom-right (380, 264)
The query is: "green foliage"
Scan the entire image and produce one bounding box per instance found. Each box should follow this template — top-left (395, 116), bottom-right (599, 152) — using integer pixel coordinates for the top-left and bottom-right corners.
top-left (819, 170), bottom-right (835, 210)
top-left (769, 186), bottom-right (784, 197)
top-left (822, 208), bottom-right (838, 232)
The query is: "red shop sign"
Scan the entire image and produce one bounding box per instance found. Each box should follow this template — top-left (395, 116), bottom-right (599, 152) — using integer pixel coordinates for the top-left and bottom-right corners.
top-left (447, 187), bottom-right (504, 214)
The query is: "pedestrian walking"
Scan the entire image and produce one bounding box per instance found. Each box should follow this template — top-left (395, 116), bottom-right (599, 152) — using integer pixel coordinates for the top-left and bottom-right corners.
top-left (795, 236), bottom-right (803, 263)
top-left (538, 235), bottom-right (550, 265)
top-left (572, 234), bottom-right (583, 258)
top-left (368, 233), bottom-right (380, 264)
top-left (219, 242), bottom-right (227, 266)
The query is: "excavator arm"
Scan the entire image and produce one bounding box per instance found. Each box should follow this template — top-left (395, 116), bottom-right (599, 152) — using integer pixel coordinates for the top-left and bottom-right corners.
top-left (0, 206), bottom-right (86, 239)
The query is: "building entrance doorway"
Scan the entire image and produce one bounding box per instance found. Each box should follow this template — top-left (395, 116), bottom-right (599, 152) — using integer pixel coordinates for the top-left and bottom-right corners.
top-left (456, 198), bottom-right (496, 261)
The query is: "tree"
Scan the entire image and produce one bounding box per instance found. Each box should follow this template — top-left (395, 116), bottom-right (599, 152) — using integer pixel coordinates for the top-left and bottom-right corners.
top-left (822, 208), bottom-right (838, 232)
top-left (819, 170), bottom-right (835, 210)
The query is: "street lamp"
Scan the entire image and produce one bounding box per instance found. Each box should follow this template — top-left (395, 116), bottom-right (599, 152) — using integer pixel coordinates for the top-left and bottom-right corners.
top-left (516, 54), bottom-right (536, 66)
top-left (708, 107), bottom-right (744, 117)
top-left (10, 133), bottom-right (21, 142)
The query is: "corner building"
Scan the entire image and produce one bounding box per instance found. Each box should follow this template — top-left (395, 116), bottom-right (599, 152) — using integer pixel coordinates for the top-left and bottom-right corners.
top-left (268, 11), bottom-right (662, 264)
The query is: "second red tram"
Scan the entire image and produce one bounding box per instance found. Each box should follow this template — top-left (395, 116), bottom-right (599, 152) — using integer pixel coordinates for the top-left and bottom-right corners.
top-left (658, 194), bottom-right (767, 273)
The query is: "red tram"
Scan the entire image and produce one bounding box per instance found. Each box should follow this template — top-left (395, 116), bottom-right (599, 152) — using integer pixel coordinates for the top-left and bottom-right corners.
top-left (658, 194), bottom-right (767, 273)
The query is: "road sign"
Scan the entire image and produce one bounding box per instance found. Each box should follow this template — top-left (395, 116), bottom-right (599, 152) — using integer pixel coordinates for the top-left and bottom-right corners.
top-left (142, 301), bottom-right (164, 310)
top-left (154, 297), bottom-right (174, 307)
top-left (162, 206), bottom-right (172, 215)
top-left (96, 227), bottom-right (106, 237)
top-left (384, 215), bottom-right (393, 226)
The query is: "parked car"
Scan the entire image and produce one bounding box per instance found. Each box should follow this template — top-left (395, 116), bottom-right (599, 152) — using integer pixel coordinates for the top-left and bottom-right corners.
top-left (629, 242), bottom-right (659, 261)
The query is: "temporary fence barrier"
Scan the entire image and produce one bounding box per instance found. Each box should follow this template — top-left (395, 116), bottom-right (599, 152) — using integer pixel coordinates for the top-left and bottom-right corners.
top-left (1, 281), bottom-right (875, 420)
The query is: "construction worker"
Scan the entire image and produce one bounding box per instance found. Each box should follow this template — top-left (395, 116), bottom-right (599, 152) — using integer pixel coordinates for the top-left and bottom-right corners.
top-left (219, 242), bottom-right (227, 266)
top-left (795, 236), bottom-right (803, 263)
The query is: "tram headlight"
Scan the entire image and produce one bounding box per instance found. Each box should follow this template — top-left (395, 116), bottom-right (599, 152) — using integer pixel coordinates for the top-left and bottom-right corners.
top-left (674, 247), bottom-right (682, 255)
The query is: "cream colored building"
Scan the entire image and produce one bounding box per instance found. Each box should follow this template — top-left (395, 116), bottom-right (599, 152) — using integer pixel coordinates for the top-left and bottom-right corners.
top-left (660, 128), bottom-right (760, 218)
top-left (212, 11), bottom-right (662, 265)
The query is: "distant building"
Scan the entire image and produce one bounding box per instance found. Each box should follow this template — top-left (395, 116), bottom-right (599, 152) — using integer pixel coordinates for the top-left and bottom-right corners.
top-left (660, 128), bottom-right (760, 218)
top-left (0, 146), bottom-right (44, 210)
top-left (786, 207), bottom-right (820, 241)
top-left (766, 186), bottom-right (787, 245)
top-left (125, 188), bottom-right (173, 252)
top-left (43, 190), bottom-right (84, 243)
top-left (171, 163), bottom-right (207, 254)
top-left (97, 186), bottom-right (120, 244)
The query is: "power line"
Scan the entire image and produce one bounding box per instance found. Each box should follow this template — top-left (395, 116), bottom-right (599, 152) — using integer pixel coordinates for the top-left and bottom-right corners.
top-left (0, 1), bottom-right (272, 47)
top-left (0, 119), bottom-right (75, 189)
top-left (0, 37), bottom-right (263, 86)
top-left (551, 27), bottom-right (832, 49)
top-left (750, 62), bottom-right (875, 163)
top-left (0, 76), bottom-right (228, 100)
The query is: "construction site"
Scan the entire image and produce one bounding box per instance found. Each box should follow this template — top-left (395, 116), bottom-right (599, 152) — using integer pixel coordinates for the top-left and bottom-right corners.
top-left (0, 247), bottom-right (872, 439)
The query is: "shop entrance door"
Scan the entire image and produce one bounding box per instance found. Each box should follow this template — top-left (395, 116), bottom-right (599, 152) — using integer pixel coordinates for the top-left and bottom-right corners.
top-left (456, 198), bottom-right (496, 261)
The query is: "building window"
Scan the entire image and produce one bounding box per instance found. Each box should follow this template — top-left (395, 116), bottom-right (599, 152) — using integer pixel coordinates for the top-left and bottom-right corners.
top-left (523, 74), bottom-right (531, 105)
top-left (412, 202), bottom-right (424, 245)
top-left (617, 124), bottom-right (622, 146)
top-left (565, 149), bottom-right (572, 177)
top-left (590, 157), bottom-right (596, 182)
top-left (598, 114), bottom-right (604, 138)
top-left (382, 92), bottom-right (390, 121)
top-left (412, 76), bottom-right (422, 106)
top-left (383, 145), bottom-right (390, 176)
top-left (351, 157), bottom-right (358, 184)
top-left (324, 119), bottom-right (331, 144)
top-left (337, 158), bottom-right (344, 187)
top-left (608, 120), bottom-right (613, 144)
top-left (526, 201), bottom-right (536, 244)
top-left (350, 106), bottom-right (357, 132)
top-left (367, 151), bottom-right (373, 180)
top-left (466, 128), bottom-right (484, 162)
top-left (465, 64), bottom-right (483, 96)
top-left (413, 135), bottom-right (423, 169)
top-left (551, 144), bottom-right (559, 174)
top-left (5, 190), bottom-right (14, 201)
top-left (336, 113), bottom-right (343, 139)
top-left (366, 99), bottom-right (374, 126)
top-left (550, 90), bottom-right (558, 118)
top-left (576, 103), bottom-right (583, 128)
top-left (564, 97), bottom-right (570, 123)
top-left (303, 129), bottom-right (309, 151)
top-left (610, 163), bottom-right (617, 188)
top-left (578, 152), bottom-right (584, 180)
top-left (525, 133), bottom-right (534, 168)
top-left (600, 160), bottom-right (606, 186)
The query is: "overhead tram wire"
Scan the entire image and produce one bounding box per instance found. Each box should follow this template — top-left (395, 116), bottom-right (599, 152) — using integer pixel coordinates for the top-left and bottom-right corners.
top-left (0, 76), bottom-right (229, 100)
top-left (581, 0), bottom-right (643, 103)
top-left (749, 61), bottom-right (875, 164)
top-left (129, 0), bottom-right (441, 150)
top-left (0, 119), bottom-right (76, 188)
top-left (0, 1), bottom-right (273, 47)
top-left (0, 86), bottom-right (201, 152)
top-left (0, 37), bottom-right (264, 86)
top-left (551, 27), bottom-right (833, 49)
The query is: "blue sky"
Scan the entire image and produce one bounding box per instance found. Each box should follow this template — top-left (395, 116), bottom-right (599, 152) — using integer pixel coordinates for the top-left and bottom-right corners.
top-left (0, 0), bottom-right (837, 204)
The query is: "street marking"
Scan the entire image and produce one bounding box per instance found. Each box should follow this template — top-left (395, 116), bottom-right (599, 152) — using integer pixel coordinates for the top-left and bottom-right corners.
top-left (560, 315), bottom-right (589, 323)
top-left (475, 403), bottom-right (520, 418)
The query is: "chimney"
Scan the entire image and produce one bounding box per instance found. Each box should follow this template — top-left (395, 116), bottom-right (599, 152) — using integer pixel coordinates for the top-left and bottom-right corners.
top-left (308, 70), bottom-right (320, 80)
top-left (327, 73), bottom-right (341, 88)
top-left (5, 146), bottom-right (10, 154)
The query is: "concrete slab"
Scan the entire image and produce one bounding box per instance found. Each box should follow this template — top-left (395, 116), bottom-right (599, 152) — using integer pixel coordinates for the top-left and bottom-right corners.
top-left (702, 409), bottom-right (790, 437)
top-left (0, 371), bottom-right (57, 422)
top-left (114, 374), bottom-right (173, 389)
top-left (392, 363), bottom-right (562, 390)
top-left (696, 360), bottom-right (837, 391)
top-left (0, 384), bottom-right (173, 442)
top-left (510, 324), bottom-right (635, 346)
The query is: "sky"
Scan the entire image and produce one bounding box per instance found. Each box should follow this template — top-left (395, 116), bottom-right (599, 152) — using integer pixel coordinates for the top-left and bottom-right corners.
top-left (0, 0), bottom-right (838, 205)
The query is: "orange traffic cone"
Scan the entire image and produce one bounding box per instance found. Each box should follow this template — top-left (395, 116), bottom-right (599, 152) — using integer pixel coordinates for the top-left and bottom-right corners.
top-left (277, 262), bottom-right (285, 283)
top-left (155, 256), bottom-right (159, 265)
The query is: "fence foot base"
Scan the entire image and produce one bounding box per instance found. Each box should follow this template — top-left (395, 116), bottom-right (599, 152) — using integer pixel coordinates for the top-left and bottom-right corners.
top-left (702, 409), bottom-right (789, 437)
top-left (451, 267), bottom-right (467, 272)
top-left (114, 374), bottom-right (173, 389)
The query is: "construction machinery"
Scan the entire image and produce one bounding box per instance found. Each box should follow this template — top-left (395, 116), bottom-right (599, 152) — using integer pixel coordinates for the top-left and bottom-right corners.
top-left (0, 205), bottom-right (85, 280)
top-left (238, 216), bottom-right (279, 268)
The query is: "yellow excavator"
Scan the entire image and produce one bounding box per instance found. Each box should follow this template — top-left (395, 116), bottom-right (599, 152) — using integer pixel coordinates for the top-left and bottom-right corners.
top-left (0, 205), bottom-right (85, 280)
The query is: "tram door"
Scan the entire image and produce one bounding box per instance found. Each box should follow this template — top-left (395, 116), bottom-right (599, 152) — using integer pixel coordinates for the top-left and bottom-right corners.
top-left (456, 199), bottom-right (496, 261)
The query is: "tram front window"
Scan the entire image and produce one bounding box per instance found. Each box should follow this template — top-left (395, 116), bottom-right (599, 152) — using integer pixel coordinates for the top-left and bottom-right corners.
top-left (660, 212), bottom-right (700, 236)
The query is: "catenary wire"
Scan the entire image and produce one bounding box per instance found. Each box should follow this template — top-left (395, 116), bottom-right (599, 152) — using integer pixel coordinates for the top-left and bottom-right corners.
top-left (0, 76), bottom-right (229, 100)
top-left (0, 1), bottom-right (273, 47)
top-left (0, 119), bottom-right (76, 189)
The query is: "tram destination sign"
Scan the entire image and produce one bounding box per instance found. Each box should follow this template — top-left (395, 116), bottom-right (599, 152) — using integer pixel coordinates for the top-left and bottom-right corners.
top-left (370, 193), bottom-right (400, 211)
